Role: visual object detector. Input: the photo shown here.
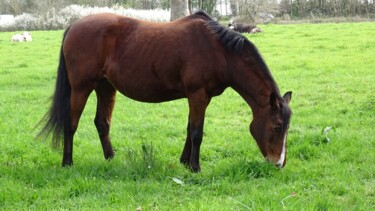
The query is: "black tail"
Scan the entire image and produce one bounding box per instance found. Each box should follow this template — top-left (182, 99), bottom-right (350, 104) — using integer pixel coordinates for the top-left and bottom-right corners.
top-left (37, 27), bottom-right (71, 147)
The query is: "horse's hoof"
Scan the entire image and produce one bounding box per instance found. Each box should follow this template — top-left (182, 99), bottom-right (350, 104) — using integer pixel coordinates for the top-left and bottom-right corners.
top-left (62, 160), bottom-right (73, 167)
top-left (180, 158), bottom-right (190, 165)
top-left (190, 165), bottom-right (201, 173)
top-left (104, 151), bottom-right (115, 160)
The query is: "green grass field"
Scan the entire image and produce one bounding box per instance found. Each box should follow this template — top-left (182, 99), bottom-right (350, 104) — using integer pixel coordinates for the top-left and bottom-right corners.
top-left (0, 22), bottom-right (374, 210)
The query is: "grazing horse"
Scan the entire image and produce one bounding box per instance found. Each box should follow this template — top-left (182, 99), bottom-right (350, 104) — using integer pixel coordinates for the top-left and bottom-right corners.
top-left (38, 11), bottom-right (292, 172)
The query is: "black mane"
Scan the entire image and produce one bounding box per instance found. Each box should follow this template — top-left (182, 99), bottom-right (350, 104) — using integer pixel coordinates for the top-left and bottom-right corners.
top-left (193, 10), bottom-right (252, 53)
top-left (193, 11), bottom-right (278, 93)
top-left (207, 20), bottom-right (251, 53)
top-left (193, 10), bottom-right (212, 20)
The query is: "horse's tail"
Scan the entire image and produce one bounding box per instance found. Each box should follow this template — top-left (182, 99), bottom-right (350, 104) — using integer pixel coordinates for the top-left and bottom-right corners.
top-left (37, 27), bottom-right (71, 147)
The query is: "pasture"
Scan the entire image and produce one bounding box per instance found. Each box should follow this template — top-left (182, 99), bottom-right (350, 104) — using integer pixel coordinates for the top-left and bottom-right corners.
top-left (0, 22), bottom-right (374, 210)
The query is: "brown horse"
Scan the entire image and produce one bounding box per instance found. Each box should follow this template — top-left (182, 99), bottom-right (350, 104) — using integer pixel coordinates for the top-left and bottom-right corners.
top-left (38, 11), bottom-right (292, 172)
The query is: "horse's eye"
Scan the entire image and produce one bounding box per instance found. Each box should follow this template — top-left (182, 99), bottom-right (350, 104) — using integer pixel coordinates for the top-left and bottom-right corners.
top-left (273, 126), bottom-right (282, 133)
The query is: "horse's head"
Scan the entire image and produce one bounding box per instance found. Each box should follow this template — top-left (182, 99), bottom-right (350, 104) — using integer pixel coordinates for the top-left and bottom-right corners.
top-left (205, 14), bottom-right (292, 169)
top-left (250, 92), bottom-right (292, 168)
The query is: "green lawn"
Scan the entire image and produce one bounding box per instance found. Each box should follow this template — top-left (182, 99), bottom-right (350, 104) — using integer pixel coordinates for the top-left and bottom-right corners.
top-left (0, 22), bottom-right (374, 210)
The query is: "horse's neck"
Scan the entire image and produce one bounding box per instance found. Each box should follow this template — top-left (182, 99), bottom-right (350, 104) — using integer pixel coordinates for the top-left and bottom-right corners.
top-left (230, 62), bottom-right (278, 112)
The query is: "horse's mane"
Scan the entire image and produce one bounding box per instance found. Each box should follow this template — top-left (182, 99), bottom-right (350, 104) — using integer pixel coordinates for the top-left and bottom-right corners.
top-left (192, 11), bottom-right (280, 96)
top-left (192, 10), bottom-right (252, 54)
top-left (193, 11), bottom-right (271, 73)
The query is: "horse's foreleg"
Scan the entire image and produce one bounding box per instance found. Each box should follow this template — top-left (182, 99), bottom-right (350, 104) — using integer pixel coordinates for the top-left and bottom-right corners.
top-left (189, 120), bottom-right (205, 172)
top-left (63, 90), bottom-right (91, 166)
top-left (180, 122), bottom-right (192, 165)
top-left (183, 90), bottom-right (211, 172)
top-left (94, 80), bottom-right (116, 160)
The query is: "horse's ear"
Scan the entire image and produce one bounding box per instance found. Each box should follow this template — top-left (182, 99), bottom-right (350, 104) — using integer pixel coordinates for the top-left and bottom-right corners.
top-left (283, 91), bottom-right (292, 104)
top-left (270, 92), bottom-right (278, 109)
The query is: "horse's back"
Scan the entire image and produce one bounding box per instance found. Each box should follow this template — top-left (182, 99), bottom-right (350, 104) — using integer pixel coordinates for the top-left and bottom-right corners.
top-left (64, 13), bottom-right (135, 60)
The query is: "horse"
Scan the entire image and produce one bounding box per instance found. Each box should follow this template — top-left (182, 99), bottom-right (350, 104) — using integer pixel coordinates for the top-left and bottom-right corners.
top-left (38, 11), bottom-right (292, 172)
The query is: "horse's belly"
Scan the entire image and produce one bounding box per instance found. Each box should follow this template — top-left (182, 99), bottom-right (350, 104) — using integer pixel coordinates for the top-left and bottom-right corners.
top-left (119, 87), bottom-right (185, 103)
top-left (112, 77), bottom-right (185, 103)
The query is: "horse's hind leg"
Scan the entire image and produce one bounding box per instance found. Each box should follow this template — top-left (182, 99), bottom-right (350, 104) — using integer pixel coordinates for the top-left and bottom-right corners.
top-left (94, 79), bottom-right (116, 160)
top-left (63, 89), bottom-right (92, 166)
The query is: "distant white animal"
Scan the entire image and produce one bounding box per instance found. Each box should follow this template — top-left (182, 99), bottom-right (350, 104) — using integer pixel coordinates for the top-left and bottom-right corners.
top-left (228, 21), bottom-right (262, 34)
top-left (12, 34), bottom-right (24, 42)
top-left (12, 32), bottom-right (32, 42)
top-left (250, 27), bottom-right (262, 34)
top-left (23, 32), bottom-right (32, 41)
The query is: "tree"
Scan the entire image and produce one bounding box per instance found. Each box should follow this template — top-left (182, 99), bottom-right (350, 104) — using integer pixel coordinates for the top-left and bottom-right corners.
top-left (229, 0), bottom-right (239, 16)
top-left (170, 0), bottom-right (189, 21)
top-left (236, 0), bottom-right (279, 23)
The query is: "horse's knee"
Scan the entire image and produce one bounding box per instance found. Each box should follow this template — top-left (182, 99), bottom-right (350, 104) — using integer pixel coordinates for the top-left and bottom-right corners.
top-left (191, 132), bottom-right (203, 159)
top-left (190, 129), bottom-right (203, 146)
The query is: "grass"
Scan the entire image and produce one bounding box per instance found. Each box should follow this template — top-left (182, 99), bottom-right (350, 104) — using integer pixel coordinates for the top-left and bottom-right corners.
top-left (0, 22), bottom-right (374, 210)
